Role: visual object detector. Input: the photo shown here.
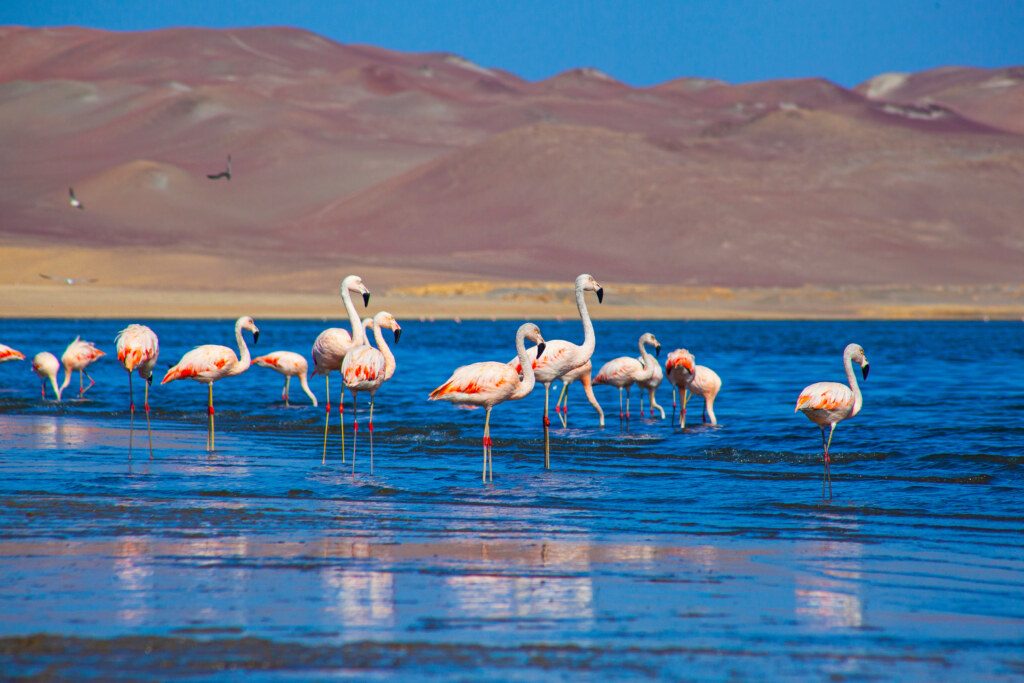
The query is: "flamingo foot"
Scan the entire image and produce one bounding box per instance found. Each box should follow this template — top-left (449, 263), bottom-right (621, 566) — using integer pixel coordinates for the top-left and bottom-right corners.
top-left (543, 415), bottom-right (550, 428)
top-left (208, 406), bottom-right (215, 416)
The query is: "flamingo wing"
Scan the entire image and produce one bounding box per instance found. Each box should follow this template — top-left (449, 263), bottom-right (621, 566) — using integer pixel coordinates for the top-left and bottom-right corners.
top-left (594, 356), bottom-right (643, 384)
top-left (430, 362), bottom-right (516, 402)
top-left (115, 325), bottom-right (158, 372)
top-left (0, 344), bottom-right (25, 362)
top-left (312, 328), bottom-right (354, 374)
top-left (342, 346), bottom-right (385, 388)
top-left (162, 345), bottom-right (237, 384)
top-left (688, 365), bottom-right (722, 396)
top-left (508, 339), bottom-right (577, 377)
top-left (796, 382), bottom-right (853, 413)
top-left (665, 349), bottom-right (694, 373)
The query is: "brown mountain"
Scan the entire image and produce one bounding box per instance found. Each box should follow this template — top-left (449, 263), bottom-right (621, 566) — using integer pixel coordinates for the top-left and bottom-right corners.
top-left (1, 25), bottom-right (1022, 295)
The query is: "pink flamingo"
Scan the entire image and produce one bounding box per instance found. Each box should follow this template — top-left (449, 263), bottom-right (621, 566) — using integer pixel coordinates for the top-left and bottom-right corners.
top-left (593, 333), bottom-right (662, 423)
top-left (161, 316), bottom-right (260, 452)
top-left (312, 275), bottom-right (371, 464)
top-left (0, 344), bottom-right (25, 364)
top-left (796, 343), bottom-right (870, 499)
top-left (666, 349), bottom-right (722, 429)
top-left (342, 311), bottom-right (402, 474)
top-left (431, 323), bottom-right (546, 482)
top-left (59, 336), bottom-right (105, 398)
top-left (252, 351), bottom-right (317, 407)
top-left (31, 352), bottom-right (62, 401)
top-left (508, 273), bottom-right (603, 468)
top-left (115, 324), bottom-right (160, 458)
top-left (637, 354), bottom-right (666, 420)
top-left (553, 360), bottom-right (604, 427)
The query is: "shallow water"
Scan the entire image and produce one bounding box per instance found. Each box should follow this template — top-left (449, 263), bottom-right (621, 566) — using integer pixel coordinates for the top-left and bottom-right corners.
top-left (0, 319), bottom-right (1022, 680)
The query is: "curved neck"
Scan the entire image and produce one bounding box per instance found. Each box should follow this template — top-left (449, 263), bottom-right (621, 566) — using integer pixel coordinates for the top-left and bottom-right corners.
top-left (372, 319), bottom-right (397, 380)
top-left (843, 349), bottom-right (863, 417)
top-left (511, 330), bottom-right (537, 400)
top-left (341, 286), bottom-right (365, 346)
top-left (231, 321), bottom-right (251, 375)
top-left (637, 338), bottom-right (656, 381)
top-left (576, 283), bottom-right (595, 359)
top-left (58, 366), bottom-right (71, 393)
top-left (298, 372), bottom-right (317, 405)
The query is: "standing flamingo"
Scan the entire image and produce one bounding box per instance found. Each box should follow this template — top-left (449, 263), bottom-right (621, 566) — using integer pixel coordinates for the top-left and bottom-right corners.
top-left (59, 336), bottom-right (105, 398)
top-left (252, 352), bottom-right (317, 407)
top-left (796, 343), bottom-right (870, 499)
top-left (342, 311), bottom-right (402, 474)
top-left (431, 323), bottom-right (546, 482)
top-left (637, 354), bottom-right (666, 420)
top-left (312, 275), bottom-right (371, 464)
top-left (666, 349), bottom-right (722, 429)
top-left (31, 352), bottom-right (62, 401)
top-left (593, 333), bottom-right (662, 423)
top-left (508, 273), bottom-right (603, 468)
top-left (161, 316), bottom-right (260, 452)
top-left (0, 344), bottom-right (25, 365)
top-left (553, 360), bottom-right (604, 427)
top-left (115, 324), bottom-right (160, 458)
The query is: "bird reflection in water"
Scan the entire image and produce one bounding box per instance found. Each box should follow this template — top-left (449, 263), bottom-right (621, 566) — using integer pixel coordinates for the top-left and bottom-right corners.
top-left (322, 568), bottom-right (395, 629)
top-left (795, 540), bottom-right (864, 629)
top-left (114, 536), bottom-right (153, 626)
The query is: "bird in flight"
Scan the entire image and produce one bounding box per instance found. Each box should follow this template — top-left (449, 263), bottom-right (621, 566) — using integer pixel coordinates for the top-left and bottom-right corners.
top-left (39, 274), bottom-right (98, 286)
top-left (68, 187), bottom-right (84, 209)
top-left (207, 155), bottom-right (232, 181)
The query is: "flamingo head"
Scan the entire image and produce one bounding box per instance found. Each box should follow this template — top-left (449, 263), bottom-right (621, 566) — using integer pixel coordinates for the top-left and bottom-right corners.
top-left (577, 273), bottom-right (604, 303)
top-left (342, 275), bottom-right (371, 308)
top-left (846, 343), bottom-right (869, 380)
top-left (375, 311), bottom-right (402, 343)
top-left (641, 332), bottom-right (661, 357)
top-left (520, 323), bottom-right (546, 358)
top-left (237, 316), bottom-right (260, 344)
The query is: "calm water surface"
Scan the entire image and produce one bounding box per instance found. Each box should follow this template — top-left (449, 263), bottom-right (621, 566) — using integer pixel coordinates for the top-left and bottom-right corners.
top-left (0, 319), bottom-right (1021, 680)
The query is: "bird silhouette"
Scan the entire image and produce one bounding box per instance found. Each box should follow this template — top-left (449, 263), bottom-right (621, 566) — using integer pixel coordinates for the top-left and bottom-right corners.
top-left (206, 154), bottom-right (232, 181)
top-left (68, 187), bottom-right (83, 209)
top-left (39, 273), bottom-right (98, 286)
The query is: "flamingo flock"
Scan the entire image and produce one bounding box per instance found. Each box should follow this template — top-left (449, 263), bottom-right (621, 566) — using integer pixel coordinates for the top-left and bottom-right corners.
top-left (1, 273), bottom-right (871, 499)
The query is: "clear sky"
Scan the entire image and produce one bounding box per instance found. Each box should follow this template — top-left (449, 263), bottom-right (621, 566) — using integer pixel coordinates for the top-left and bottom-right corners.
top-left (3, 1), bottom-right (1022, 86)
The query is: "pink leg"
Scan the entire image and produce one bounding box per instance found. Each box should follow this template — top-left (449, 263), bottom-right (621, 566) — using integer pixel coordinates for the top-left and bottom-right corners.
top-left (350, 393), bottom-right (358, 475)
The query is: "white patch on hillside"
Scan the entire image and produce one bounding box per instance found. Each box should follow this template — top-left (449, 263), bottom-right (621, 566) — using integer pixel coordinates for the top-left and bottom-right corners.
top-left (863, 72), bottom-right (909, 99)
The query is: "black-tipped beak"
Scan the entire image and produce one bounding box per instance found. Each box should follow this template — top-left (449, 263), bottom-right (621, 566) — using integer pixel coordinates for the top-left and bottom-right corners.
top-left (596, 287), bottom-right (604, 304)
top-left (362, 292), bottom-right (371, 308)
top-left (146, 375), bottom-right (153, 386)
top-left (536, 341), bottom-right (546, 358)
top-left (862, 363), bottom-right (869, 380)
top-left (655, 344), bottom-right (661, 357)
top-left (253, 330), bottom-right (260, 345)
top-left (393, 328), bottom-right (402, 344)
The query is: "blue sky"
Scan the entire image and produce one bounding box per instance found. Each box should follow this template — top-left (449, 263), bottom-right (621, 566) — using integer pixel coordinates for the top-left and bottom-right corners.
top-left (3, 1), bottom-right (1022, 86)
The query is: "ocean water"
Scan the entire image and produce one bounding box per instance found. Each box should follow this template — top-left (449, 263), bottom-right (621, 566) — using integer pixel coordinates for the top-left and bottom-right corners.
top-left (0, 318), bottom-right (1021, 680)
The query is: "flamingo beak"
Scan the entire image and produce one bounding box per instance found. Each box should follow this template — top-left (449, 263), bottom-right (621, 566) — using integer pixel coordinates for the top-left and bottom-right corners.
top-left (596, 287), bottom-right (604, 304)
top-left (862, 363), bottom-right (869, 380)
top-left (363, 292), bottom-right (371, 308)
top-left (253, 330), bottom-right (260, 345)
top-left (147, 375), bottom-right (153, 386)
top-left (393, 327), bottom-right (402, 344)
top-left (536, 341), bottom-right (547, 358)
top-left (655, 344), bottom-right (661, 356)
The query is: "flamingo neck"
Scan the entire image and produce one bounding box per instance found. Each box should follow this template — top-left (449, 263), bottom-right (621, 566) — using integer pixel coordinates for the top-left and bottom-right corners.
top-left (298, 371), bottom-right (317, 405)
top-left (511, 329), bottom-right (537, 400)
top-left (231, 320), bottom-right (251, 375)
top-left (576, 282), bottom-right (596, 360)
top-left (341, 286), bottom-right (365, 347)
top-left (58, 366), bottom-right (71, 394)
top-left (372, 317), bottom-right (397, 380)
top-left (843, 347), bottom-right (863, 417)
top-left (637, 339), bottom-right (656, 382)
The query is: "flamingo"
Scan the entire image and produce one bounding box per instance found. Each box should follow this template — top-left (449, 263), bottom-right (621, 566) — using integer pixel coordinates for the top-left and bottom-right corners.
top-left (552, 360), bottom-right (604, 427)
top-left (796, 343), bottom-right (870, 499)
top-left (431, 323), bottom-right (546, 482)
top-left (637, 354), bottom-right (666, 420)
top-left (0, 344), bottom-right (25, 364)
top-left (115, 324), bottom-right (160, 458)
top-left (593, 333), bottom-right (662, 423)
top-left (508, 273), bottom-right (603, 468)
top-left (252, 351), bottom-right (317, 407)
top-left (161, 316), bottom-right (260, 452)
top-left (60, 336), bottom-right (105, 398)
top-left (31, 352), bottom-right (62, 401)
top-left (342, 311), bottom-right (402, 474)
top-left (665, 349), bottom-right (722, 429)
top-left (312, 275), bottom-right (371, 464)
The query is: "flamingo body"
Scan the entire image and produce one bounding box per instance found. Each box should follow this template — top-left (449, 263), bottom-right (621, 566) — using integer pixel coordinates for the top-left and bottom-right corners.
top-left (666, 348), bottom-right (721, 427)
top-left (60, 336), bottom-right (105, 397)
top-left (32, 352), bottom-right (62, 401)
top-left (115, 325), bottom-right (159, 378)
top-left (252, 351), bottom-right (317, 406)
top-left (342, 312), bottom-right (402, 472)
top-left (0, 344), bottom-right (25, 363)
top-left (593, 333), bottom-right (661, 421)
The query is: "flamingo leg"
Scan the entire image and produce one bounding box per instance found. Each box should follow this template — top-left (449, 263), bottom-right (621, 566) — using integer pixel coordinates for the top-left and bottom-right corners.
top-left (825, 423), bottom-right (836, 499)
top-left (128, 371), bottom-right (135, 459)
top-left (40, 380), bottom-right (45, 399)
top-left (625, 386), bottom-right (632, 422)
top-left (283, 376), bottom-right (290, 406)
top-left (79, 369), bottom-right (84, 397)
top-left (368, 396), bottom-right (375, 475)
top-left (351, 392), bottom-right (358, 475)
top-left (672, 387), bottom-right (677, 410)
top-left (543, 382), bottom-right (551, 470)
top-left (84, 369), bottom-right (95, 395)
top-left (144, 379), bottom-right (153, 459)
top-left (639, 393), bottom-right (645, 419)
top-left (680, 389), bottom-right (690, 429)
top-left (618, 388), bottom-right (624, 422)
top-left (207, 382), bottom-right (215, 452)
top-left (339, 378), bottom-right (346, 464)
top-left (483, 407), bottom-right (492, 483)
top-left (556, 382), bottom-right (569, 428)
top-left (321, 374), bottom-right (331, 465)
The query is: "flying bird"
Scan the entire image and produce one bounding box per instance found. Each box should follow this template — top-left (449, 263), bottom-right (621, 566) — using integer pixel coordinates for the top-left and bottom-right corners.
top-left (39, 274), bottom-right (98, 286)
top-left (68, 187), bottom-right (83, 209)
top-left (207, 155), bottom-right (232, 181)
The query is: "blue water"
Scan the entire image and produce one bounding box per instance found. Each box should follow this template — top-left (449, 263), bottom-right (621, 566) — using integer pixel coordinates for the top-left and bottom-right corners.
top-left (0, 319), bottom-right (1022, 680)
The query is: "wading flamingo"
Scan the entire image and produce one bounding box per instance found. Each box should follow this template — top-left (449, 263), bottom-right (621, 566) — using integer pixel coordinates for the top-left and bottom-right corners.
top-left (162, 316), bottom-right (260, 452)
top-left (312, 275), bottom-right (371, 464)
top-left (637, 354), bottom-right (666, 420)
top-left (665, 349), bottom-right (722, 429)
top-left (31, 352), bottom-right (62, 401)
top-left (60, 337), bottom-right (105, 398)
top-left (553, 360), bottom-right (604, 427)
top-left (796, 343), bottom-right (869, 499)
top-left (431, 323), bottom-right (546, 482)
top-left (115, 324), bottom-right (160, 458)
top-left (342, 311), bottom-right (402, 474)
top-left (252, 351), bottom-right (317, 407)
top-left (594, 333), bottom-right (662, 424)
top-left (0, 344), bottom-right (25, 364)
top-left (508, 273), bottom-right (603, 468)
